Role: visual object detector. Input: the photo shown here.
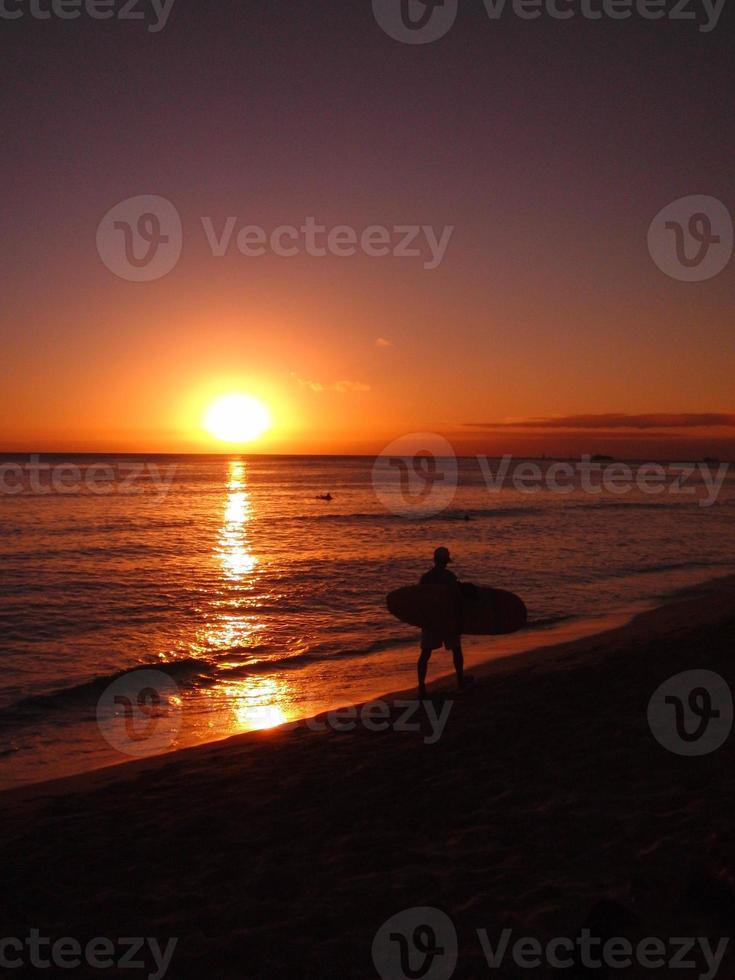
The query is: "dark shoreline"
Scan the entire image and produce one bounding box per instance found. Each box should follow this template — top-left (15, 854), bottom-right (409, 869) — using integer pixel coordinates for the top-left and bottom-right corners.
top-left (2, 577), bottom-right (735, 977)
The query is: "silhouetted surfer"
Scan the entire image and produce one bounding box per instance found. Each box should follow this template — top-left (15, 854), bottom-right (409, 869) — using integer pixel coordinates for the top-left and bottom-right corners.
top-left (417, 547), bottom-right (469, 696)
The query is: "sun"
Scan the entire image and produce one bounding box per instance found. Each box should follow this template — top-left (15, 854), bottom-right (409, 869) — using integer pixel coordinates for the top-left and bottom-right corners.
top-left (204, 394), bottom-right (272, 443)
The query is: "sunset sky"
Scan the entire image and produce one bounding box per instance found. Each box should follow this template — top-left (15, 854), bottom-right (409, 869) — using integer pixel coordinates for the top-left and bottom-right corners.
top-left (2, 2), bottom-right (733, 458)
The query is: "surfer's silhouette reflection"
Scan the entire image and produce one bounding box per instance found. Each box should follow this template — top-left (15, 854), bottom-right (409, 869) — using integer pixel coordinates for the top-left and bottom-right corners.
top-left (417, 547), bottom-right (472, 697)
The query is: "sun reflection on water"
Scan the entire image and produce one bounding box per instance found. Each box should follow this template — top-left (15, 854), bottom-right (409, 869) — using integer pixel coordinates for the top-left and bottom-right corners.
top-left (217, 460), bottom-right (257, 580)
top-left (191, 460), bottom-right (293, 735)
top-left (227, 676), bottom-right (291, 731)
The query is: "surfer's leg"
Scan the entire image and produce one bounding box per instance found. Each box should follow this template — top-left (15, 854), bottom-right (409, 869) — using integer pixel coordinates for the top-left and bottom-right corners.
top-left (451, 643), bottom-right (464, 687)
top-left (418, 647), bottom-right (432, 696)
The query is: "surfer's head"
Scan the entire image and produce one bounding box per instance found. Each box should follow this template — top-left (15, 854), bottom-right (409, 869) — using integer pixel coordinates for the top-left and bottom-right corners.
top-left (433, 546), bottom-right (452, 567)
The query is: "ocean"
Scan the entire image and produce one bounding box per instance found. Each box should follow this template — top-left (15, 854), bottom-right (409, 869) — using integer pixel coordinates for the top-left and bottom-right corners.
top-left (1, 453), bottom-right (733, 788)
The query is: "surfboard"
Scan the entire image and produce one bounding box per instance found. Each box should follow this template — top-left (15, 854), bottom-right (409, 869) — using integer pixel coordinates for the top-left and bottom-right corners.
top-left (386, 584), bottom-right (527, 636)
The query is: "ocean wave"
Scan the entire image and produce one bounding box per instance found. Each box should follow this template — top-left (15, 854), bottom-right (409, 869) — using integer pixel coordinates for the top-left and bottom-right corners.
top-left (525, 614), bottom-right (575, 629)
top-left (614, 559), bottom-right (735, 578)
top-left (0, 657), bottom-right (210, 726)
top-left (0, 611), bottom-right (588, 731)
top-left (573, 500), bottom-right (720, 511)
top-left (290, 507), bottom-right (544, 524)
top-left (0, 635), bottom-right (417, 729)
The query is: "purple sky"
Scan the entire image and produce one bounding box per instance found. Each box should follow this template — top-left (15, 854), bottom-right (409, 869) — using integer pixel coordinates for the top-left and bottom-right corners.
top-left (1, 1), bottom-right (733, 454)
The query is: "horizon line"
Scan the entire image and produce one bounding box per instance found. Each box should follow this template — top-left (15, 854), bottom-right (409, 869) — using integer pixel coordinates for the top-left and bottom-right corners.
top-left (0, 450), bottom-right (731, 463)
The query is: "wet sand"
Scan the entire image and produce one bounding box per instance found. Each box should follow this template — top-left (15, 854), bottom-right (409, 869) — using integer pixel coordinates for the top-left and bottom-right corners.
top-left (2, 577), bottom-right (735, 978)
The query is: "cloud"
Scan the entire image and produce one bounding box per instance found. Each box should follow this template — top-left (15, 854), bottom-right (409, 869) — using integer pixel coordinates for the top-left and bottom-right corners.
top-left (333, 380), bottom-right (371, 393)
top-left (375, 337), bottom-right (393, 348)
top-left (464, 413), bottom-right (735, 431)
top-left (291, 373), bottom-right (370, 394)
top-left (290, 373), bottom-right (324, 393)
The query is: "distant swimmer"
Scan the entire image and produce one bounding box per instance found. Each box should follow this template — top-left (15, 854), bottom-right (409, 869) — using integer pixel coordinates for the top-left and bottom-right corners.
top-left (316, 493), bottom-right (333, 501)
top-left (417, 546), bottom-right (471, 696)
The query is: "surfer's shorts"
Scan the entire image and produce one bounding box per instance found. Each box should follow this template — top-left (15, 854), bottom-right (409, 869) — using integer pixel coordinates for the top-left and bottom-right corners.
top-left (420, 629), bottom-right (461, 652)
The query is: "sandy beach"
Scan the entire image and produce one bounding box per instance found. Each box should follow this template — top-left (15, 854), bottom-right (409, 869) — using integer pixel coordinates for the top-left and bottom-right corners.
top-left (2, 576), bottom-right (735, 979)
